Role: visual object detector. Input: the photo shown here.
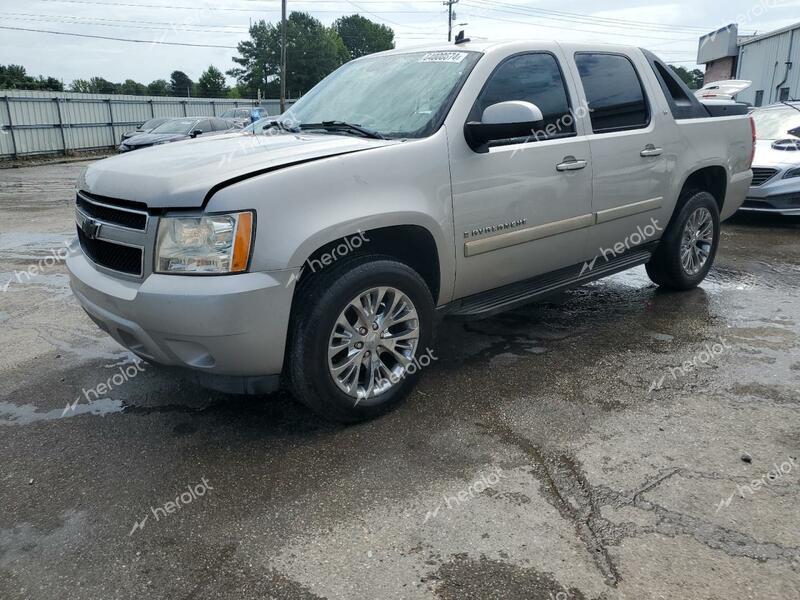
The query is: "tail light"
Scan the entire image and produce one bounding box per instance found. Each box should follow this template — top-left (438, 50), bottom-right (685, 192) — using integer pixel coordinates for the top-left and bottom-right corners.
top-left (748, 115), bottom-right (756, 169)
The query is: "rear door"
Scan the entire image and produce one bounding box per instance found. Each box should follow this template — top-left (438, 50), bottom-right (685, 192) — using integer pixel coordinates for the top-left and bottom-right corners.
top-left (448, 50), bottom-right (594, 299)
top-left (569, 51), bottom-right (671, 255)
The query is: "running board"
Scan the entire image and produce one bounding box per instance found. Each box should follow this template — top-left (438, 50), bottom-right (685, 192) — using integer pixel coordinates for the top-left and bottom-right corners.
top-left (444, 243), bottom-right (658, 319)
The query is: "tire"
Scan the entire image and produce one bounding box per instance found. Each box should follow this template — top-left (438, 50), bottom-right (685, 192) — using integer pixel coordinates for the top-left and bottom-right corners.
top-left (646, 190), bottom-right (720, 290)
top-left (287, 255), bottom-right (435, 423)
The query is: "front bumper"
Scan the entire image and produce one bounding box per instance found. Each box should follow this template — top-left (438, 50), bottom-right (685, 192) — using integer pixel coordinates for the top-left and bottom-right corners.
top-left (67, 251), bottom-right (296, 387)
top-left (739, 192), bottom-right (800, 215)
top-left (739, 165), bottom-right (800, 215)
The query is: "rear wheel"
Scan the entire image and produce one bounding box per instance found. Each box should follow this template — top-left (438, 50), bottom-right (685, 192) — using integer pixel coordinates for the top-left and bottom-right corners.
top-left (646, 190), bottom-right (720, 290)
top-left (287, 255), bottom-right (435, 423)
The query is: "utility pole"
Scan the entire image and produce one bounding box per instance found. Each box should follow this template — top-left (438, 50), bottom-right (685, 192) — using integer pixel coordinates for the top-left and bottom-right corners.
top-left (280, 0), bottom-right (287, 113)
top-left (443, 0), bottom-right (458, 42)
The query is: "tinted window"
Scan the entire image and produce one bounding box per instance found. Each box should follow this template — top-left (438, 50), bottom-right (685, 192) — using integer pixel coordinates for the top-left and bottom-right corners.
top-left (213, 118), bottom-right (231, 130)
top-left (575, 53), bottom-right (649, 133)
top-left (471, 53), bottom-right (575, 144)
top-left (196, 119), bottom-right (212, 133)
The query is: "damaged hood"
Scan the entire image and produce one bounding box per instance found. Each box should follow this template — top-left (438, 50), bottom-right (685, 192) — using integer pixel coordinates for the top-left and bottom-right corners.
top-left (82, 131), bottom-right (400, 208)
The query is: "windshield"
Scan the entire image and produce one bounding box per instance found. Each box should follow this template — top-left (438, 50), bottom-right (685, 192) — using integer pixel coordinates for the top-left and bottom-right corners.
top-left (752, 106), bottom-right (800, 140)
top-left (141, 117), bottom-right (167, 130)
top-left (276, 50), bottom-right (481, 139)
top-left (150, 119), bottom-right (198, 135)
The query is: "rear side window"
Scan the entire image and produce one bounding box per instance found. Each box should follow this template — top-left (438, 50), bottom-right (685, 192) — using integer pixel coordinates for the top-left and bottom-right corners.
top-left (575, 53), bottom-right (649, 133)
top-left (471, 52), bottom-right (575, 144)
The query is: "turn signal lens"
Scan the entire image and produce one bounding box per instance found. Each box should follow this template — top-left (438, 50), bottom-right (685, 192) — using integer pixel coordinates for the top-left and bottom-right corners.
top-left (231, 211), bottom-right (253, 273)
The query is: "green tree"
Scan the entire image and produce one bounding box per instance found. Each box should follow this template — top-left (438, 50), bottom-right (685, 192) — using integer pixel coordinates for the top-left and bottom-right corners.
top-left (146, 79), bottom-right (169, 96)
top-left (69, 79), bottom-right (91, 93)
top-left (333, 14), bottom-right (394, 59)
top-left (88, 77), bottom-right (118, 94)
top-left (669, 65), bottom-right (705, 90)
top-left (197, 65), bottom-right (227, 97)
top-left (169, 70), bottom-right (194, 97)
top-left (228, 12), bottom-right (350, 98)
top-left (119, 79), bottom-right (147, 95)
top-left (0, 65), bottom-right (62, 91)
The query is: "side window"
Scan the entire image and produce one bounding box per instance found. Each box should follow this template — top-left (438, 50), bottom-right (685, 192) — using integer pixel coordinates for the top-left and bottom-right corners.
top-left (196, 119), bottom-right (212, 133)
top-left (471, 53), bottom-right (575, 144)
top-left (575, 53), bottom-right (649, 133)
top-left (213, 118), bottom-right (229, 130)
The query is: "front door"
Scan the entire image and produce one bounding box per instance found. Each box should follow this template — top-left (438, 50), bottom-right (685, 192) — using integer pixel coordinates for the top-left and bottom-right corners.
top-left (448, 51), bottom-right (594, 299)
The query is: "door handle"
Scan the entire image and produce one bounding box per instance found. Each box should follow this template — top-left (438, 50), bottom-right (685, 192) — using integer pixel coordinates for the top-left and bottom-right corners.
top-left (640, 144), bottom-right (663, 157)
top-left (556, 157), bottom-right (588, 171)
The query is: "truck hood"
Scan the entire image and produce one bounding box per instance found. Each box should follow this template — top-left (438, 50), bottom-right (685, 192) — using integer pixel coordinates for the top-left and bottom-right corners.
top-left (83, 131), bottom-right (400, 208)
top-left (753, 139), bottom-right (800, 168)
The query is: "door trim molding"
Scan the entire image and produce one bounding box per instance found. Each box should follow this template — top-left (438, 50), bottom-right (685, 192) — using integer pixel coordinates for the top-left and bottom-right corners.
top-left (464, 213), bottom-right (594, 257)
top-left (463, 197), bottom-right (663, 258)
top-left (595, 197), bottom-right (662, 224)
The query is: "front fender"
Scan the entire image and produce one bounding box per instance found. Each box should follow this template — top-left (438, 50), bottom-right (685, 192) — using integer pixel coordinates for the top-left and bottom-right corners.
top-left (207, 131), bottom-right (457, 304)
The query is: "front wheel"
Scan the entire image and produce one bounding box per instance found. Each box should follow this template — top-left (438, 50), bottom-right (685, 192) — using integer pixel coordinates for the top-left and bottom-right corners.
top-left (646, 190), bottom-right (720, 290)
top-left (287, 256), bottom-right (435, 423)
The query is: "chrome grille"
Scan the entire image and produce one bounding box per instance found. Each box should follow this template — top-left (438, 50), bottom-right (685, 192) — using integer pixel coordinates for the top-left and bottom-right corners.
top-left (751, 167), bottom-right (779, 187)
top-left (77, 227), bottom-right (143, 276)
top-left (76, 191), bottom-right (148, 231)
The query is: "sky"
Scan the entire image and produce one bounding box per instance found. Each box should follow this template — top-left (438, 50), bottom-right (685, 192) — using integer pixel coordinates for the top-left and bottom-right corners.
top-left (1, 0), bottom-right (799, 89)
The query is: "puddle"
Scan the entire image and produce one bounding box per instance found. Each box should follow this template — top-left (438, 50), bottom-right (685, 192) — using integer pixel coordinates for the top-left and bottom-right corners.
top-left (0, 232), bottom-right (73, 254)
top-left (0, 398), bottom-right (125, 426)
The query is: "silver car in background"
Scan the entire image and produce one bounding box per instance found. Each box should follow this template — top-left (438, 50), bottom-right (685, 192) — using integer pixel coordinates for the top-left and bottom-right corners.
top-left (740, 102), bottom-right (800, 215)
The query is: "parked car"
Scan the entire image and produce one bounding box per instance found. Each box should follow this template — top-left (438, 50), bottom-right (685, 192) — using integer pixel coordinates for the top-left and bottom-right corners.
top-left (739, 102), bottom-right (800, 215)
top-left (69, 41), bottom-right (753, 422)
top-left (118, 117), bottom-right (237, 152)
top-left (220, 107), bottom-right (268, 128)
top-left (120, 117), bottom-right (171, 143)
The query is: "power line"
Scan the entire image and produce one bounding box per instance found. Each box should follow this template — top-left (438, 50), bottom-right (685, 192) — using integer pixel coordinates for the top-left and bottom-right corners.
top-left (0, 25), bottom-right (240, 47)
top-left (457, 8), bottom-right (702, 42)
top-left (466, 0), bottom-right (713, 33)
top-left (37, 0), bottom-right (442, 12)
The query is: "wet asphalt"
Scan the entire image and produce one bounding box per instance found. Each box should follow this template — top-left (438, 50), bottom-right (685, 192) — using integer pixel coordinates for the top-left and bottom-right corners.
top-left (0, 161), bottom-right (799, 600)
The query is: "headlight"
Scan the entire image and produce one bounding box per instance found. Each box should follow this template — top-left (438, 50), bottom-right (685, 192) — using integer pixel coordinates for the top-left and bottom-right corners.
top-left (783, 167), bottom-right (800, 179)
top-left (155, 212), bottom-right (253, 274)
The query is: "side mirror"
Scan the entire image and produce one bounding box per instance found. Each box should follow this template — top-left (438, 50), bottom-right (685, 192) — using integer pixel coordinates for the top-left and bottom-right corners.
top-left (789, 126), bottom-right (800, 139)
top-left (464, 101), bottom-right (545, 151)
top-left (190, 129), bottom-right (203, 138)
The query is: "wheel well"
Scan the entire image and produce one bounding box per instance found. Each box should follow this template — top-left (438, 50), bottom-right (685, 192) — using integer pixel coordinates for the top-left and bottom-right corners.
top-left (301, 225), bottom-right (441, 303)
top-left (681, 166), bottom-right (727, 213)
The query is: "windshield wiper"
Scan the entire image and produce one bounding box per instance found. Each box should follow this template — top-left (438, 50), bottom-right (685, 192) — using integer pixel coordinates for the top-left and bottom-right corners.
top-left (299, 121), bottom-right (386, 140)
top-left (259, 119), bottom-right (300, 133)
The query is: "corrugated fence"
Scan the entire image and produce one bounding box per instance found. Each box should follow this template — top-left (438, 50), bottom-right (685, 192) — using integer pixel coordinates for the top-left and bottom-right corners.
top-left (0, 90), bottom-right (292, 159)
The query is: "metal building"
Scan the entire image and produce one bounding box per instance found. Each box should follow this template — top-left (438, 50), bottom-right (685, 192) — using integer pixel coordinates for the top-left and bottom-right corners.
top-left (697, 21), bottom-right (799, 107)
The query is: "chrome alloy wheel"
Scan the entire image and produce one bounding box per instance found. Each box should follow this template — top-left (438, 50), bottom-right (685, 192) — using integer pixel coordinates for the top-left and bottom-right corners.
top-left (327, 286), bottom-right (420, 404)
top-left (680, 207), bottom-right (714, 276)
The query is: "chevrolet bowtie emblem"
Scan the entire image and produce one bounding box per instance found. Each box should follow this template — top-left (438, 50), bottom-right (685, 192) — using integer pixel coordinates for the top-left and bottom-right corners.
top-left (80, 216), bottom-right (101, 240)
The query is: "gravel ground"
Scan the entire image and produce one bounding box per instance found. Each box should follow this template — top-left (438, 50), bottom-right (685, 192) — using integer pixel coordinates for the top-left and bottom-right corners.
top-left (1, 162), bottom-right (799, 600)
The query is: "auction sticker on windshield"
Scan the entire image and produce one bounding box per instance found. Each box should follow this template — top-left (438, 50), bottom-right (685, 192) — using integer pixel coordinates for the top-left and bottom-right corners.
top-left (419, 52), bottom-right (468, 63)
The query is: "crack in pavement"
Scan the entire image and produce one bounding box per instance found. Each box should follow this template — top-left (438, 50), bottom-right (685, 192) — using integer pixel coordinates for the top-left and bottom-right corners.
top-left (481, 421), bottom-right (622, 587)
top-left (593, 475), bottom-right (800, 566)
